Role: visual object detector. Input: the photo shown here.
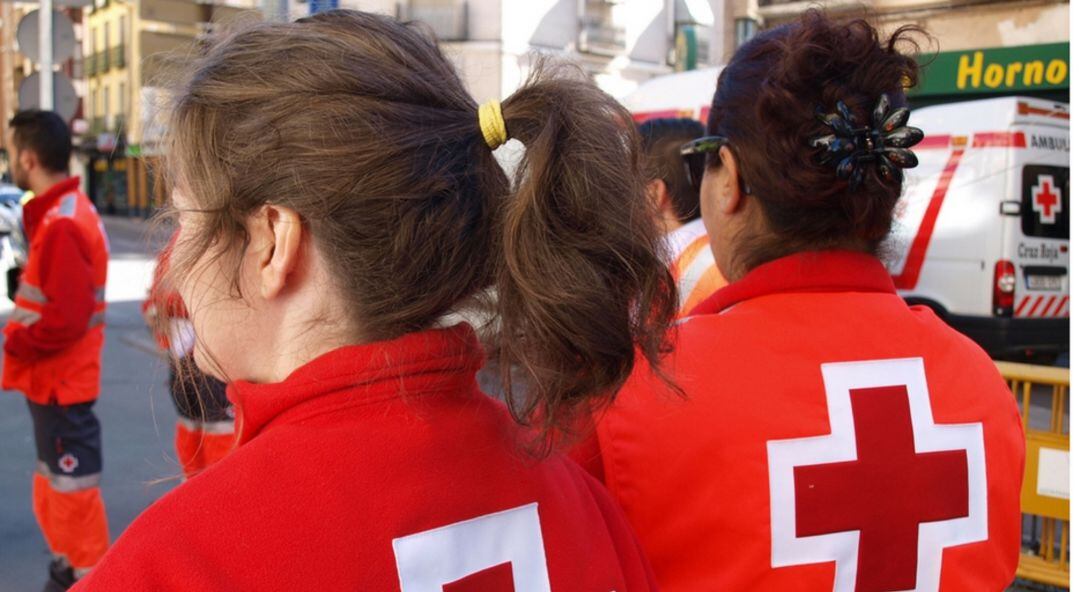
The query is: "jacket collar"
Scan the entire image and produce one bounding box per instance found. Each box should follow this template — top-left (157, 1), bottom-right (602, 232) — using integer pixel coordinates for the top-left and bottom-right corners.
top-left (691, 250), bottom-right (897, 316)
top-left (227, 323), bottom-right (483, 444)
top-left (23, 177), bottom-right (81, 238)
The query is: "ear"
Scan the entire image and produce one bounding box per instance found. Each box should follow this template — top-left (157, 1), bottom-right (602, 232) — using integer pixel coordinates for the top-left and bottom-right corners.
top-left (646, 178), bottom-right (670, 211)
top-left (716, 146), bottom-right (746, 215)
top-left (248, 204), bottom-right (303, 301)
top-left (19, 146), bottom-right (36, 173)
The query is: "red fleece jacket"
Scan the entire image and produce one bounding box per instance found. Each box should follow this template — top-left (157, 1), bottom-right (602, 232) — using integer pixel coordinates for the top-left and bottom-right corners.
top-left (574, 251), bottom-right (1024, 592)
top-left (74, 324), bottom-right (657, 591)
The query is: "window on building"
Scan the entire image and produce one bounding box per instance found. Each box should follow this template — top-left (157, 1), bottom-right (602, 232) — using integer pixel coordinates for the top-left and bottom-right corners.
top-left (95, 87), bottom-right (104, 132)
top-left (106, 21), bottom-right (114, 69)
top-left (579, 0), bottom-right (626, 56)
top-left (115, 16), bottom-right (127, 67)
top-left (735, 17), bottom-right (758, 48)
top-left (104, 86), bottom-right (111, 127)
top-left (86, 27), bottom-right (96, 76)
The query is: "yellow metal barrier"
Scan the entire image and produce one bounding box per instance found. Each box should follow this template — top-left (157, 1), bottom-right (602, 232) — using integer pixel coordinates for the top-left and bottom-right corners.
top-left (998, 361), bottom-right (1070, 589)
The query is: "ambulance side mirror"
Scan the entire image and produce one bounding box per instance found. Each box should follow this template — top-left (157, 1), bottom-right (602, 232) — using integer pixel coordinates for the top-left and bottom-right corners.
top-left (1000, 201), bottom-right (1022, 216)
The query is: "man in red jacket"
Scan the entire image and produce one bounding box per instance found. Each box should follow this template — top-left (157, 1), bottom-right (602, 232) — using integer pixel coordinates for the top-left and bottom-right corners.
top-left (3, 110), bottom-right (110, 591)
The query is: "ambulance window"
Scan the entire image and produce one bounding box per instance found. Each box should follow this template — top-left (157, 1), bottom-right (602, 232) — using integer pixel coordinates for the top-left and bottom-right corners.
top-left (1022, 165), bottom-right (1069, 239)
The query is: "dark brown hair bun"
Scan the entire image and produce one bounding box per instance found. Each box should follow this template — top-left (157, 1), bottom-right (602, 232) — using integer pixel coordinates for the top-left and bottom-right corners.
top-left (707, 10), bottom-right (929, 271)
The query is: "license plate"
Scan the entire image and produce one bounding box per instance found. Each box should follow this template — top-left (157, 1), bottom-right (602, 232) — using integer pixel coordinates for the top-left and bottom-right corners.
top-left (1027, 275), bottom-right (1063, 291)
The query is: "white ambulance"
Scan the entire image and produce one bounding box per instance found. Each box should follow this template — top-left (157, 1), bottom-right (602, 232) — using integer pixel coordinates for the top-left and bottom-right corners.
top-left (624, 71), bottom-right (1069, 358)
top-left (888, 96), bottom-right (1069, 358)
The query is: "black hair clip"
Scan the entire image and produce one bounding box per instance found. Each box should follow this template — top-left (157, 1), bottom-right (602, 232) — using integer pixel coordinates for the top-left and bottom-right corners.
top-left (810, 94), bottom-right (924, 191)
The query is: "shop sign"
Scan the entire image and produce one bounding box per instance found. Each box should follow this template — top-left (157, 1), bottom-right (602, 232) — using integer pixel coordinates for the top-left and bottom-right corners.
top-left (910, 42), bottom-right (1068, 97)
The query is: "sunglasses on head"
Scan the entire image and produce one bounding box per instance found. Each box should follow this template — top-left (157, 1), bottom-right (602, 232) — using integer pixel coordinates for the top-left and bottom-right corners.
top-left (679, 135), bottom-right (752, 195)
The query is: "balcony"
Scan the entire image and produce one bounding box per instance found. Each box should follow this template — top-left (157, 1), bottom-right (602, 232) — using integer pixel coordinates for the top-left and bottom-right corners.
top-left (86, 51), bottom-right (111, 75)
top-left (396, 1), bottom-right (468, 42)
top-left (111, 44), bottom-right (126, 69)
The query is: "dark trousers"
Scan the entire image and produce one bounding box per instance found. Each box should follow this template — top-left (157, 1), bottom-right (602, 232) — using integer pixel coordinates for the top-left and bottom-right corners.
top-left (26, 399), bottom-right (109, 571)
top-left (27, 400), bottom-right (103, 482)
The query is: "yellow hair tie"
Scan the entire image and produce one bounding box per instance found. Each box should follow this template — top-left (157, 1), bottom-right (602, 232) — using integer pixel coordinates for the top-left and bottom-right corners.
top-left (478, 99), bottom-right (508, 149)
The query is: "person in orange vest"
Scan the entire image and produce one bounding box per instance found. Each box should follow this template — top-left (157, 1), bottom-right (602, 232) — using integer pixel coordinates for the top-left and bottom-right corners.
top-left (142, 238), bottom-right (235, 479)
top-left (73, 10), bottom-right (675, 590)
top-left (3, 110), bottom-right (110, 591)
top-left (577, 12), bottom-right (1024, 591)
top-left (639, 117), bottom-right (727, 316)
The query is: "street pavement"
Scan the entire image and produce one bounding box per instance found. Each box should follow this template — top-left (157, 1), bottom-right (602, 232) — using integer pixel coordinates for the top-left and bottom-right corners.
top-left (0, 216), bottom-right (176, 591)
top-left (0, 215), bottom-right (1067, 590)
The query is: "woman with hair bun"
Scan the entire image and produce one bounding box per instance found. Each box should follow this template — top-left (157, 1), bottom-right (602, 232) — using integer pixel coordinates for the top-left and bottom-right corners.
top-left (73, 9), bottom-right (674, 591)
top-left (579, 12), bottom-right (1024, 591)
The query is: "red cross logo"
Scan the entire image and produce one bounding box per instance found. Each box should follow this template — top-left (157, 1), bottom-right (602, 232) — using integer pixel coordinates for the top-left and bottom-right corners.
top-left (393, 503), bottom-right (551, 592)
top-left (442, 562), bottom-right (515, 592)
top-left (58, 453), bottom-right (79, 474)
top-left (1033, 175), bottom-right (1063, 224)
top-left (768, 358), bottom-right (988, 592)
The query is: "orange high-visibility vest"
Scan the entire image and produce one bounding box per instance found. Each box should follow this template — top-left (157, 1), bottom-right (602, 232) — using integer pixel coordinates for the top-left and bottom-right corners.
top-left (665, 219), bottom-right (726, 317)
top-left (3, 188), bottom-right (108, 405)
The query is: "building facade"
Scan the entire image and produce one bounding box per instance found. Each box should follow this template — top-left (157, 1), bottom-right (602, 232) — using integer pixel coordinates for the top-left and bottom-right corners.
top-left (81, 0), bottom-right (256, 214)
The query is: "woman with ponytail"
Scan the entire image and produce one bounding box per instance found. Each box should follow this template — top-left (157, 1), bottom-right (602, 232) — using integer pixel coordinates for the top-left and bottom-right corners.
top-left (74, 10), bottom-right (674, 590)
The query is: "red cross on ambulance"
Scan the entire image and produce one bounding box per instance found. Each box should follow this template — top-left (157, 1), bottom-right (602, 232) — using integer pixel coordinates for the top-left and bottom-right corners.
top-left (767, 358), bottom-right (988, 592)
top-left (1032, 174), bottom-right (1063, 224)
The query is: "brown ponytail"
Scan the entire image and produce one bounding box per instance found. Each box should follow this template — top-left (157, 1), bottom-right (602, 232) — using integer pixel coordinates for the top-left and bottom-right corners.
top-left (162, 10), bottom-right (676, 442)
top-left (497, 64), bottom-right (678, 433)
